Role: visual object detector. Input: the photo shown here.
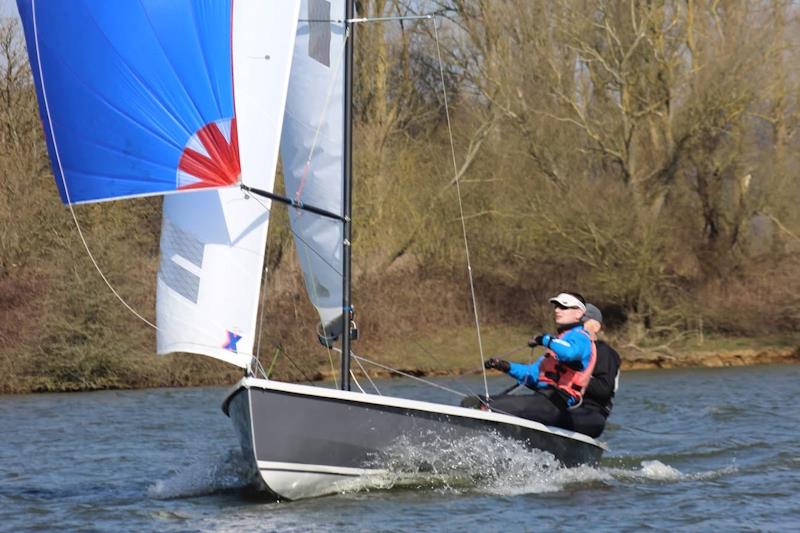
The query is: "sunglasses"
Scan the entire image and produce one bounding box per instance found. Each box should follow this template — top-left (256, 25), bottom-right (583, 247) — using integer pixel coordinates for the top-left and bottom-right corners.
top-left (553, 303), bottom-right (580, 310)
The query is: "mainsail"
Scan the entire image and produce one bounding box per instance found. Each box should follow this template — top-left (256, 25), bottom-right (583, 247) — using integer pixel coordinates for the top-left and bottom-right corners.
top-left (18, 0), bottom-right (301, 368)
top-left (280, 0), bottom-right (348, 339)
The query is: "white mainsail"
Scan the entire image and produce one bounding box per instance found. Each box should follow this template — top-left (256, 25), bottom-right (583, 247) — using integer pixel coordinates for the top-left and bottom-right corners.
top-left (280, 0), bottom-right (348, 338)
top-left (156, 2), bottom-right (301, 367)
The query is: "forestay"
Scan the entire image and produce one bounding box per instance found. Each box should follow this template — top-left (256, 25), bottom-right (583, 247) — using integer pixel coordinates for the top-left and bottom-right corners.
top-left (280, 0), bottom-right (348, 338)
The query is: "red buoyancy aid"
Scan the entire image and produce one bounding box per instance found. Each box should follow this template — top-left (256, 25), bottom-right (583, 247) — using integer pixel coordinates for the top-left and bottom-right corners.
top-left (538, 329), bottom-right (597, 406)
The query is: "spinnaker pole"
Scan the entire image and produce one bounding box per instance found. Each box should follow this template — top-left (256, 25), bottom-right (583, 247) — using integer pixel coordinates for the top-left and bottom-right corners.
top-left (340, 0), bottom-right (355, 391)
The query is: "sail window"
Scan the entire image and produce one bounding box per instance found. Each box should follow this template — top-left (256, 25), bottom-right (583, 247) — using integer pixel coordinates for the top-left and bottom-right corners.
top-left (308, 0), bottom-right (331, 66)
top-left (159, 218), bottom-right (205, 304)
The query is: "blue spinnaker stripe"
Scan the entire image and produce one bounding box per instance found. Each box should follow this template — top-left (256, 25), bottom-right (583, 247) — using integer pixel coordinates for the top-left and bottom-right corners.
top-left (16, 0), bottom-right (235, 204)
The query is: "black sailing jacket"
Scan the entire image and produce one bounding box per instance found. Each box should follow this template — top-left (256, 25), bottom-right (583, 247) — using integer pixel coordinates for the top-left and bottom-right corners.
top-left (582, 340), bottom-right (621, 416)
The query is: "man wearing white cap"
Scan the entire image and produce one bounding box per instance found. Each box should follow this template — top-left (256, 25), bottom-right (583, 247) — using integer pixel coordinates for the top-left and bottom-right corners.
top-left (481, 291), bottom-right (597, 429)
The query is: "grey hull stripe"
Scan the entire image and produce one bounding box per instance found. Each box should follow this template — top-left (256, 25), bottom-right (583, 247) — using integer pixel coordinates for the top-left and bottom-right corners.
top-left (260, 467), bottom-right (361, 477)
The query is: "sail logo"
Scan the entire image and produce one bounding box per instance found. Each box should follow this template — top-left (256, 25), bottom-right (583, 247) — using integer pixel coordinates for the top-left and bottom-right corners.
top-left (177, 118), bottom-right (241, 190)
top-left (223, 331), bottom-right (242, 353)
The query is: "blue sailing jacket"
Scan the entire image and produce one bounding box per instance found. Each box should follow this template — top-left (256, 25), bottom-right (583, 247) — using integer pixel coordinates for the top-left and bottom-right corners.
top-left (508, 324), bottom-right (593, 395)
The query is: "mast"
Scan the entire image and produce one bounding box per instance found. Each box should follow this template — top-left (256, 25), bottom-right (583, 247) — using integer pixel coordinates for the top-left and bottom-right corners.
top-left (340, 0), bottom-right (355, 391)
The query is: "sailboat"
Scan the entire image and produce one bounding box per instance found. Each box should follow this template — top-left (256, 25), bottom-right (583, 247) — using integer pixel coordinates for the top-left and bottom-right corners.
top-left (17, 0), bottom-right (605, 500)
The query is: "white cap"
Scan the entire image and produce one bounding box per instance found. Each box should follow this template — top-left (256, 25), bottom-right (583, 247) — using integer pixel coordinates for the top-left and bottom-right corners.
top-left (548, 293), bottom-right (586, 312)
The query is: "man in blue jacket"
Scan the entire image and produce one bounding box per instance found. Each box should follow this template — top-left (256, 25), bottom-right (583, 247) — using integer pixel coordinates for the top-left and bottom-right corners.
top-left (479, 292), bottom-right (595, 427)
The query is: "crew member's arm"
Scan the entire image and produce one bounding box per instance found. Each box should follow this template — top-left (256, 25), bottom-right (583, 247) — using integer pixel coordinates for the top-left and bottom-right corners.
top-left (507, 356), bottom-right (544, 388)
top-left (537, 330), bottom-right (592, 367)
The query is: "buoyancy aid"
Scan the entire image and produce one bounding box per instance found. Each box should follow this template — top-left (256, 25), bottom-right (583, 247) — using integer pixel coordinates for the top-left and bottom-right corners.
top-left (538, 329), bottom-right (597, 406)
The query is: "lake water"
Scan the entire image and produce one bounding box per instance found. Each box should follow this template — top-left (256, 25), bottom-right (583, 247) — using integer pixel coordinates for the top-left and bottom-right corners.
top-left (1, 364), bottom-right (799, 531)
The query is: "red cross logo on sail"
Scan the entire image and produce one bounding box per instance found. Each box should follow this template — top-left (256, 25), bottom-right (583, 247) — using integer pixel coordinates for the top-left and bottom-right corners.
top-left (177, 118), bottom-right (241, 190)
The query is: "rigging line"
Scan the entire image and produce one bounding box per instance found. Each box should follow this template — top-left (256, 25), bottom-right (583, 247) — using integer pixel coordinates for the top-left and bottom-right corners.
top-left (349, 15), bottom-right (433, 23)
top-left (353, 354), bottom-right (381, 395)
top-left (344, 350), bottom-right (469, 398)
top-left (254, 207), bottom-right (275, 365)
top-left (281, 348), bottom-right (319, 386)
top-left (265, 348), bottom-right (281, 379)
top-left (300, 15), bottom-right (433, 23)
top-left (31, 3), bottom-right (158, 331)
top-left (350, 370), bottom-right (366, 393)
top-left (402, 341), bottom-right (531, 401)
top-left (244, 192), bottom-right (341, 388)
top-left (253, 356), bottom-right (268, 380)
top-left (406, 337), bottom-right (484, 398)
top-left (431, 17), bottom-right (489, 400)
top-left (246, 187), bottom-right (343, 276)
top-left (287, 216), bottom-right (343, 276)
top-left (497, 344), bottom-right (534, 360)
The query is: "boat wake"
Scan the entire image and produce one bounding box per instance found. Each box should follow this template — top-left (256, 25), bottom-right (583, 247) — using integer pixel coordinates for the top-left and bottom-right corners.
top-left (354, 431), bottom-right (737, 496)
top-left (147, 434), bottom-right (736, 500)
top-left (147, 450), bottom-right (251, 500)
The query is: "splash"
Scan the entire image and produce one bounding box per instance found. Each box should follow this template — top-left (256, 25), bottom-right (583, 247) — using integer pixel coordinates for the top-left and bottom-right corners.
top-left (351, 431), bottom-right (736, 497)
top-left (610, 460), bottom-right (684, 481)
top-left (602, 459), bottom-right (737, 484)
top-left (358, 431), bottom-right (605, 496)
top-left (147, 438), bottom-right (736, 500)
top-left (147, 449), bottom-right (251, 499)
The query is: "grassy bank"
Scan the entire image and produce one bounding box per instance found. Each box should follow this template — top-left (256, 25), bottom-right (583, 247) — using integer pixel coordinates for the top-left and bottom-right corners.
top-left (306, 326), bottom-right (800, 385)
top-left (3, 319), bottom-right (797, 395)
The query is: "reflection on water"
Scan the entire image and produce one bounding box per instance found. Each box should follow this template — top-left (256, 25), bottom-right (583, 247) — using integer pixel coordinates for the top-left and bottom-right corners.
top-left (1, 364), bottom-right (799, 530)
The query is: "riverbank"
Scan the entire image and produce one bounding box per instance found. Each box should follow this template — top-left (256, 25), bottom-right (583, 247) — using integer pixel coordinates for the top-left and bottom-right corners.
top-left (2, 326), bottom-right (797, 394)
top-left (313, 346), bottom-right (800, 382)
top-left (308, 328), bottom-right (800, 382)
top-left (621, 345), bottom-right (800, 370)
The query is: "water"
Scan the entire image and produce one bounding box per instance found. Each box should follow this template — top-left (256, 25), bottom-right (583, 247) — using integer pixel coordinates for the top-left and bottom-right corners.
top-left (2, 365), bottom-right (799, 531)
